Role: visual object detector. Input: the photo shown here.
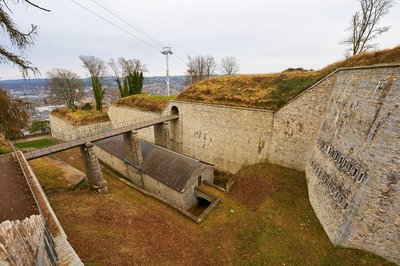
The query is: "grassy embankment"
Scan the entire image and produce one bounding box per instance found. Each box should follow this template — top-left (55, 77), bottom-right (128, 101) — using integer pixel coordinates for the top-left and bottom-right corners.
top-left (177, 46), bottom-right (400, 110)
top-left (1, 135), bottom-right (56, 155)
top-left (113, 94), bottom-right (176, 112)
top-left (30, 150), bottom-right (394, 265)
top-left (0, 143), bottom-right (11, 155)
top-left (51, 106), bottom-right (110, 125)
top-left (29, 158), bottom-right (65, 189)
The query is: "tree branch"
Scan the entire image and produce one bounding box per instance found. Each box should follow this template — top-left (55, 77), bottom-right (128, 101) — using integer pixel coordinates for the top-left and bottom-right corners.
top-left (24, 0), bottom-right (50, 12)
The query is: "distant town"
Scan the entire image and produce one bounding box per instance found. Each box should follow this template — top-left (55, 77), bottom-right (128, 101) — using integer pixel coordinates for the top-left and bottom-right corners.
top-left (0, 76), bottom-right (186, 121)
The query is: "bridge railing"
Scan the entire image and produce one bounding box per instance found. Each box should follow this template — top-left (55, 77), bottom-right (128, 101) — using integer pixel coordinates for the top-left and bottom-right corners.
top-left (57, 112), bottom-right (174, 142)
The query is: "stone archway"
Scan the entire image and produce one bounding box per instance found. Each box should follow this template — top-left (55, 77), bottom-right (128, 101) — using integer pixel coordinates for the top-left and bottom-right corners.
top-left (171, 106), bottom-right (179, 116)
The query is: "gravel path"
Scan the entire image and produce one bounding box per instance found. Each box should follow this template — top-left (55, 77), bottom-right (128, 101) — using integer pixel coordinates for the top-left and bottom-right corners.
top-left (0, 154), bottom-right (37, 222)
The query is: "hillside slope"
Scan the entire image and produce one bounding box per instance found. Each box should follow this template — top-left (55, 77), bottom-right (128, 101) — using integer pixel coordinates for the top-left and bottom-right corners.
top-left (177, 46), bottom-right (400, 111)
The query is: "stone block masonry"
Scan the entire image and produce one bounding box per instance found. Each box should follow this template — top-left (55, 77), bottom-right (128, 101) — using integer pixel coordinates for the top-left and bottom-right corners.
top-left (0, 215), bottom-right (47, 265)
top-left (154, 121), bottom-right (171, 149)
top-left (306, 66), bottom-right (400, 264)
top-left (108, 105), bottom-right (159, 143)
top-left (50, 114), bottom-right (111, 141)
top-left (49, 64), bottom-right (399, 263)
top-left (123, 130), bottom-right (143, 164)
top-left (80, 142), bottom-right (108, 193)
top-left (163, 101), bottom-right (275, 173)
top-left (268, 74), bottom-right (337, 170)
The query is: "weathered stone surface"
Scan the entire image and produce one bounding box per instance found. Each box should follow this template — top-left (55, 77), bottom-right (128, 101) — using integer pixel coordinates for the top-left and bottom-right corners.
top-left (52, 65), bottom-right (399, 263)
top-left (268, 74), bottom-right (337, 170)
top-left (50, 114), bottom-right (111, 141)
top-left (163, 102), bottom-right (275, 173)
top-left (80, 142), bottom-right (108, 193)
top-left (108, 105), bottom-right (158, 143)
top-left (123, 130), bottom-right (143, 164)
top-left (154, 122), bottom-right (171, 149)
top-left (306, 66), bottom-right (400, 264)
top-left (0, 215), bottom-right (47, 265)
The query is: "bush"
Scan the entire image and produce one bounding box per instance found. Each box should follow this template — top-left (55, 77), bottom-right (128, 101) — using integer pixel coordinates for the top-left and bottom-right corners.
top-left (29, 120), bottom-right (50, 133)
top-left (82, 103), bottom-right (92, 110)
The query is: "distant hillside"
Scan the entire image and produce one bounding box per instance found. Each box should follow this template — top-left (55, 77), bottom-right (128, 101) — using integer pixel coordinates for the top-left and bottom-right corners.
top-left (177, 46), bottom-right (400, 111)
top-left (0, 76), bottom-right (186, 92)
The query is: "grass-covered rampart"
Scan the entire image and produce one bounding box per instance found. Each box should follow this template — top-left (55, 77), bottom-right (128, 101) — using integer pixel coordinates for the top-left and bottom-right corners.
top-left (177, 46), bottom-right (400, 110)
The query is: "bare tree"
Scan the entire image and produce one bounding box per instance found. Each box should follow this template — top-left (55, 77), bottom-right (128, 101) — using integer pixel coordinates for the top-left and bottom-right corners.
top-left (204, 55), bottom-right (217, 78)
top-left (185, 55), bottom-right (216, 84)
top-left (48, 69), bottom-right (84, 110)
top-left (0, 0), bottom-right (50, 76)
top-left (220, 56), bottom-right (240, 75)
top-left (79, 55), bottom-right (107, 111)
top-left (341, 0), bottom-right (394, 56)
top-left (109, 58), bottom-right (123, 97)
top-left (118, 58), bottom-right (148, 75)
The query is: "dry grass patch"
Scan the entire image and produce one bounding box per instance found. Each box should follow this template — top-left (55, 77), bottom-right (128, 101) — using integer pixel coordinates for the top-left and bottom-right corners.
top-left (177, 45), bottom-right (400, 111)
top-left (34, 149), bottom-right (394, 265)
top-left (51, 106), bottom-right (110, 125)
top-left (178, 71), bottom-right (319, 111)
top-left (113, 94), bottom-right (176, 112)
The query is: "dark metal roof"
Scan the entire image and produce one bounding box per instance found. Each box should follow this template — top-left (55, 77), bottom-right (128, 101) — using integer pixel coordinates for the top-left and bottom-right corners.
top-left (94, 136), bottom-right (200, 192)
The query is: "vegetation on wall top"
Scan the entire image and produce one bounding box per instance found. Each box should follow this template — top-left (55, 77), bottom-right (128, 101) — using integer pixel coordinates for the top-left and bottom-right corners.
top-left (177, 45), bottom-right (400, 111)
top-left (51, 106), bottom-right (110, 125)
top-left (113, 94), bottom-right (176, 113)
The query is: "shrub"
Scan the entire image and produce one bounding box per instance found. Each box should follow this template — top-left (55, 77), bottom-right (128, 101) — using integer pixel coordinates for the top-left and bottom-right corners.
top-left (82, 103), bottom-right (93, 110)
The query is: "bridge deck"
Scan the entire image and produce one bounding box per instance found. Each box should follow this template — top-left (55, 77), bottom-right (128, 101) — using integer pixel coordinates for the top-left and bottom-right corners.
top-left (24, 115), bottom-right (178, 160)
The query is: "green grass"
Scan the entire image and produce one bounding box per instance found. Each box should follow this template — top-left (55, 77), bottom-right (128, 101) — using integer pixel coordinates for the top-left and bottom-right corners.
top-left (29, 158), bottom-right (65, 189)
top-left (0, 144), bottom-right (11, 155)
top-left (230, 163), bottom-right (393, 265)
top-left (15, 138), bottom-right (57, 149)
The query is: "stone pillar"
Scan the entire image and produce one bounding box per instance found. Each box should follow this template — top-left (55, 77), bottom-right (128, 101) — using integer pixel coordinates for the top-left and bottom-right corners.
top-left (80, 142), bottom-right (108, 193)
top-left (154, 122), bottom-right (171, 149)
top-left (123, 130), bottom-right (143, 165)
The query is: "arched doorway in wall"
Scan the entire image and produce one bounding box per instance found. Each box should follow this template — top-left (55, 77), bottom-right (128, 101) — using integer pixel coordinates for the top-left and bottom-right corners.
top-left (170, 105), bottom-right (181, 152)
top-left (171, 106), bottom-right (179, 116)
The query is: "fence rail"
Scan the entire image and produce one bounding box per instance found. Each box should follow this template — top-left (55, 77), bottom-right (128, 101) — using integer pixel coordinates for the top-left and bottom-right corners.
top-left (24, 114), bottom-right (179, 160)
top-left (9, 143), bottom-right (58, 265)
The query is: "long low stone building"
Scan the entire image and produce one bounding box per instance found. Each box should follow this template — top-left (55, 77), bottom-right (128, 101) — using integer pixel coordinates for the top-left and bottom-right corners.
top-left (94, 135), bottom-right (214, 210)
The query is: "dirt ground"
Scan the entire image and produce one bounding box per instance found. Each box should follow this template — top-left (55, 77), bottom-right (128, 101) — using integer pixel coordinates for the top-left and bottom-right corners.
top-left (30, 150), bottom-right (394, 266)
top-left (0, 154), bottom-right (37, 222)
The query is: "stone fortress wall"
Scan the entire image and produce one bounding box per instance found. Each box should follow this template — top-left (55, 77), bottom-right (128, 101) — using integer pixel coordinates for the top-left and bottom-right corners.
top-left (50, 115), bottom-right (111, 141)
top-left (306, 66), bottom-right (400, 264)
top-left (108, 72), bottom-right (339, 173)
top-left (107, 106), bottom-right (158, 143)
top-left (49, 65), bottom-right (400, 263)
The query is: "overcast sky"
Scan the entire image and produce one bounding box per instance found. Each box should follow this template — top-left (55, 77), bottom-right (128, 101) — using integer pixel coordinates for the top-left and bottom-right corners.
top-left (1, 0), bottom-right (399, 80)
